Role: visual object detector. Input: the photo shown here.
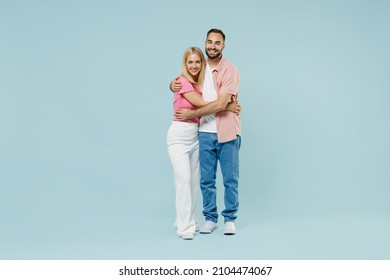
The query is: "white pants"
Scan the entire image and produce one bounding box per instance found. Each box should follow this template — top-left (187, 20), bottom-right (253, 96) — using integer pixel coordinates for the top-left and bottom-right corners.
top-left (167, 121), bottom-right (199, 236)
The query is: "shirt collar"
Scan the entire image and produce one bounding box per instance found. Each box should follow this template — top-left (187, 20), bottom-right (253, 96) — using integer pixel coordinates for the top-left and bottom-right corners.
top-left (207, 55), bottom-right (225, 72)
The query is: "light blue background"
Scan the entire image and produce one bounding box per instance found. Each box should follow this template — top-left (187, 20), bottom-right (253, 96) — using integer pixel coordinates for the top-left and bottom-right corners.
top-left (1, 0), bottom-right (389, 259)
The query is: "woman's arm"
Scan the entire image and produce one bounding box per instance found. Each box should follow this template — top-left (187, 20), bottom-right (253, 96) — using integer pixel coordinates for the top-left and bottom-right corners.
top-left (183, 91), bottom-right (241, 113)
top-left (186, 93), bottom-right (240, 112)
top-left (176, 95), bottom-right (241, 120)
top-left (182, 91), bottom-right (209, 107)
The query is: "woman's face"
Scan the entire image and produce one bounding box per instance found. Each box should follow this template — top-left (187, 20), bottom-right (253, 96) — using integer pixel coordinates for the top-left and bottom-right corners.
top-left (186, 53), bottom-right (202, 78)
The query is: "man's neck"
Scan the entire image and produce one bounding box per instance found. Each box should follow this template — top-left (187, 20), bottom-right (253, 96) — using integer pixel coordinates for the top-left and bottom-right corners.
top-left (208, 55), bottom-right (222, 69)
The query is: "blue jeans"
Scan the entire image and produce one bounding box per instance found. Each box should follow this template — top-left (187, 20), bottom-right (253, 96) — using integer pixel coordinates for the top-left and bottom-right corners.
top-left (199, 132), bottom-right (241, 223)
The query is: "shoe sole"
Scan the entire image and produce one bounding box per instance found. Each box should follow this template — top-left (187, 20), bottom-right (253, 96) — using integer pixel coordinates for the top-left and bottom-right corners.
top-left (224, 231), bottom-right (236, 235)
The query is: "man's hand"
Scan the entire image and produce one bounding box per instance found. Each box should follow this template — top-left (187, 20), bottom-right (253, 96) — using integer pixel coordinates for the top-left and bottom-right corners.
top-left (175, 109), bottom-right (195, 120)
top-left (170, 77), bottom-right (182, 92)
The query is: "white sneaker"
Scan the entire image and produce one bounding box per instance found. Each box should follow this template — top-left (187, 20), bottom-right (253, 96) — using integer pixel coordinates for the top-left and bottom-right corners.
top-left (181, 233), bottom-right (194, 240)
top-left (224, 221), bottom-right (236, 235)
top-left (199, 221), bottom-right (218, 234)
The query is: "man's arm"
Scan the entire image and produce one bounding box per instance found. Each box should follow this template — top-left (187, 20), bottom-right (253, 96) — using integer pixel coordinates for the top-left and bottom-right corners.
top-left (176, 93), bottom-right (232, 120)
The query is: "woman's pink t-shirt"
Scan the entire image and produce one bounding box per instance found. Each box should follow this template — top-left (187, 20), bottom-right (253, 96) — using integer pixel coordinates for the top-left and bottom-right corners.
top-left (173, 76), bottom-right (201, 123)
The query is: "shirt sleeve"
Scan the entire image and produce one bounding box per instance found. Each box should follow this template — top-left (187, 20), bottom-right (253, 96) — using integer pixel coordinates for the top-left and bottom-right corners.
top-left (176, 76), bottom-right (195, 95)
top-left (218, 63), bottom-right (240, 95)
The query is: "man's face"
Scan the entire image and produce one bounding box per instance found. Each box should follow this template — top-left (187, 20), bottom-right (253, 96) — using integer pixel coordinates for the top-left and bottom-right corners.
top-left (205, 32), bottom-right (225, 59)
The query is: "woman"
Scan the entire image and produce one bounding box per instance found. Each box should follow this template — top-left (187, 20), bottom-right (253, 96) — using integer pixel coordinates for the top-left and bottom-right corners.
top-left (167, 47), bottom-right (238, 240)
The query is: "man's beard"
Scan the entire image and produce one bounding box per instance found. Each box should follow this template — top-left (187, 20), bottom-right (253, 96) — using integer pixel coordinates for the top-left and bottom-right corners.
top-left (206, 49), bottom-right (222, 59)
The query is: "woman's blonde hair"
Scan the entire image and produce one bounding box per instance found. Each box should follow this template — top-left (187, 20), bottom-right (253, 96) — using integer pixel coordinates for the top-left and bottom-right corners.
top-left (180, 47), bottom-right (206, 91)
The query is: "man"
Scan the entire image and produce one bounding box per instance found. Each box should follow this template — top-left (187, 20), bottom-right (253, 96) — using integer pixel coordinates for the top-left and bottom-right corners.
top-left (172, 28), bottom-right (241, 235)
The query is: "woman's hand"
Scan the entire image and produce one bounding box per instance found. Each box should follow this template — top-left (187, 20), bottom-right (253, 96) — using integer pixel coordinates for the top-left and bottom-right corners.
top-left (226, 102), bottom-right (241, 115)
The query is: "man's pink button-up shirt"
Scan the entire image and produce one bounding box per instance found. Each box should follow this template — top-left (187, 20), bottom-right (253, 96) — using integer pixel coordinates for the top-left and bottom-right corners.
top-left (211, 57), bottom-right (241, 143)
